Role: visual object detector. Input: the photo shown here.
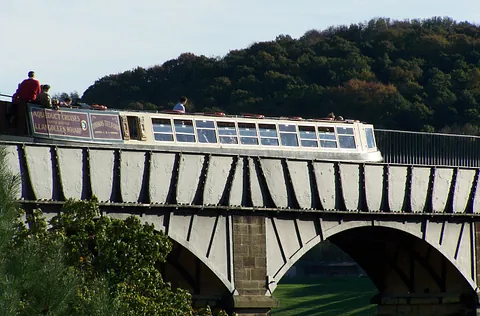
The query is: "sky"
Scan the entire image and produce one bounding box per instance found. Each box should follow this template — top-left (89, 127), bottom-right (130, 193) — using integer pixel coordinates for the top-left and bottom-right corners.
top-left (0, 0), bottom-right (478, 99)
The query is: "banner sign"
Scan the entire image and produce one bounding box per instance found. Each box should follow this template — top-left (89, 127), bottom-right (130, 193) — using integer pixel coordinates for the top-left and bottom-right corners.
top-left (30, 107), bottom-right (91, 139)
top-left (90, 113), bottom-right (122, 140)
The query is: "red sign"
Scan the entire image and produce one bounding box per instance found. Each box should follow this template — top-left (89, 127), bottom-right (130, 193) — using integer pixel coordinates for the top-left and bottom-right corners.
top-left (30, 108), bottom-right (91, 138)
top-left (90, 113), bottom-right (122, 140)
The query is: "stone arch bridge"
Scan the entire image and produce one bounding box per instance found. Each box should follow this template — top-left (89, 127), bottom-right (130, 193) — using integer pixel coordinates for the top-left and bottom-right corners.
top-left (4, 141), bottom-right (480, 316)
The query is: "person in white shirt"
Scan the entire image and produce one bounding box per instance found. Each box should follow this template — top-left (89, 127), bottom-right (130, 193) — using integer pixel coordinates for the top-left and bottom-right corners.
top-left (173, 96), bottom-right (188, 113)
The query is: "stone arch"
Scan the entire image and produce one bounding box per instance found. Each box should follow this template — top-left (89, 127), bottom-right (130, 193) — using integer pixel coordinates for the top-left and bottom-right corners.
top-left (165, 233), bottom-right (234, 295)
top-left (267, 217), bottom-right (477, 295)
top-left (136, 212), bottom-right (236, 295)
top-left (330, 226), bottom-right (474, 296)
top-left (162, 239), bottom-right (233, 301)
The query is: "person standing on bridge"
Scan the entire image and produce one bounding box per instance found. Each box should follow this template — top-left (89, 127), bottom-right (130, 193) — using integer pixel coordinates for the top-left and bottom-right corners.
top-left (173, 96), bottom-right (188, 113)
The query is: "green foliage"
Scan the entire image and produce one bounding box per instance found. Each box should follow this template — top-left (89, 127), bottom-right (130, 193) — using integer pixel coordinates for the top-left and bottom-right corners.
top-left (52, 91), bottom-right (81, 103)
top-left (28, 198), bottom-right (226, 315)
top-left (3, 238), bottom-right (80, 316)
top-left (0, 147), bottom-right (81, 316)
top-left (46, 198), bottom-right (195, 315)
top-left (0, 147), bottom-right (20, 247)
top-left (6, 206), bottom-right (124, 316)
top-left (0, 146), bottom-right (226, 315)
top-left (4, 198), bottom-right (220, 315)
top-left (82, 17), bottom-right (480, 133)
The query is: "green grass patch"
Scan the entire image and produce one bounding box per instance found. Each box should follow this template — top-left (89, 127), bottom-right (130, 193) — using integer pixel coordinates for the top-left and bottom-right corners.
top-left (271, 277), bottom-right (377, 316)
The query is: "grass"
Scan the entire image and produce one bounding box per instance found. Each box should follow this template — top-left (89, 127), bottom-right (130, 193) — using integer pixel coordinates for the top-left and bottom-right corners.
top-left (271, 277), bottom-right (377, 316)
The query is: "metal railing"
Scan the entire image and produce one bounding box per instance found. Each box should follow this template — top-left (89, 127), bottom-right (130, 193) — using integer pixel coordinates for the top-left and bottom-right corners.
top-left (375, 129), bottom-right (480, 168)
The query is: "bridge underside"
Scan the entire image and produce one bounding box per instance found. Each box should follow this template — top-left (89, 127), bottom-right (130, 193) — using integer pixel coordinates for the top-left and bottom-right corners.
top-left (106, 206), bottom-right (478, 315)
top-left (163, 242), bottom-right (232, 310)
top-left (154, 212), bottom-right (480, 316)
top-left (6, 141), bottom-right (480, 315)
top-left (23, 204), bottom-right (480, 315)
top-left (330, 227), bottom-right (477, 315)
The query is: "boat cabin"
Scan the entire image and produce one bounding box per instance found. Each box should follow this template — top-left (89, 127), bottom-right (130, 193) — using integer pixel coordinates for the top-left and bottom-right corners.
top-left (0, 101), bottom-right (383, 162)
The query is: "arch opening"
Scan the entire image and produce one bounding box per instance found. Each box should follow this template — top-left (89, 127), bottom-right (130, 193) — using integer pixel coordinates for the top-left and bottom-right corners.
top-left (330, 227), bottom-right (475, 296)
top-left (162, 239), bottom-right (232, 309)
top-left (273, 225), bottom-right (478, 315)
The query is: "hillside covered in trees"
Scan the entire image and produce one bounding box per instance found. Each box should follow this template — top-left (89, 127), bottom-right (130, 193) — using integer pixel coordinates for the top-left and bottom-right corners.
top-left (82, 17), bottom-right (480, 133)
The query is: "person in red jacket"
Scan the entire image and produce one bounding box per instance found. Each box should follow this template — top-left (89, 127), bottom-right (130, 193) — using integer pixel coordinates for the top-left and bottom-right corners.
top-left (13, 71), bottom-right (41, 103)
top-left (10, 71), bottom-right (40, 134)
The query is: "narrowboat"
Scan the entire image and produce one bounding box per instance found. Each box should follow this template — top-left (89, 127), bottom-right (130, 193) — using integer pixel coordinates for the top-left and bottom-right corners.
top-left (0, 101), bottom-right (383, 162)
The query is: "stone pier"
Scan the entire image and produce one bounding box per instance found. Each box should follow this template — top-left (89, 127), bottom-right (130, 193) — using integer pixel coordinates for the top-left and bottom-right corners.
top-left (229, 215), bottom-right (278, 316)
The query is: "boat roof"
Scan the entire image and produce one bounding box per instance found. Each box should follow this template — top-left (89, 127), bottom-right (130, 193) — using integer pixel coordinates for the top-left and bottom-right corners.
top-left (119, 109), bottom-right (362, 125)
top-left (0, 99), bottom-right (362, 125)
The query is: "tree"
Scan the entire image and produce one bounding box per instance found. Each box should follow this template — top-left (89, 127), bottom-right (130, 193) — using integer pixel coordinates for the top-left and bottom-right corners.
top-left (0, 147), bottom-right (114, 316)
top-left (0, 146), bottom-right (224, 315)
top-left (52, 91), bottom-right (81, 103)
top-left (80, 17), bottom-right (480, 132)
top-left (11, 198), bottom-right (192, 315)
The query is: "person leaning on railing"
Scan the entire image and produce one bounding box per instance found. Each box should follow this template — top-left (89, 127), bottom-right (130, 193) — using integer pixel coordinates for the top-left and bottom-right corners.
top-left (52, 99), bottom-right (60, 109)
top-left (35, 84), bottom-right (55, 109)
top-left (59, 97), bottom-right (72, 108)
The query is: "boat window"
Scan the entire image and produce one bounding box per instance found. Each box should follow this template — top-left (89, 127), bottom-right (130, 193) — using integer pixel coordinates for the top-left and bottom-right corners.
top-left (174, 119), bottom-right (195, 143)
top-left (258, 124), bottom-right (279, 146)
top-left (365, 127), bottom-right (376, 148)
top-left (318, 126), bottom-right (337, 148)
top-left (299, 126), bottom-right (318, 147)
top-left (337, 127), bottom-right (354, 135)
top-left (279, 124), bottom-right (298, 147)
top-left (337, 127), bottom-right (356, 149)
top-left (196, 120), bottom-right (217, 144)
top-left (152, 118), bottom-right (174, 142)
top-left (127, 116), bottom-right (140, 140)
top-left (217, 121), bottom-right (238, 144)
top-left (238, 122), bottom-right (258, 145)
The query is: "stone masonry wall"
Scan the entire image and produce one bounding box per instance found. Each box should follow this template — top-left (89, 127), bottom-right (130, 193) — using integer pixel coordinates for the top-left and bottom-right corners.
top-left (229, 215), bottom-right (278, 315)
top-left (232, 215), bottom-right (267, 296)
